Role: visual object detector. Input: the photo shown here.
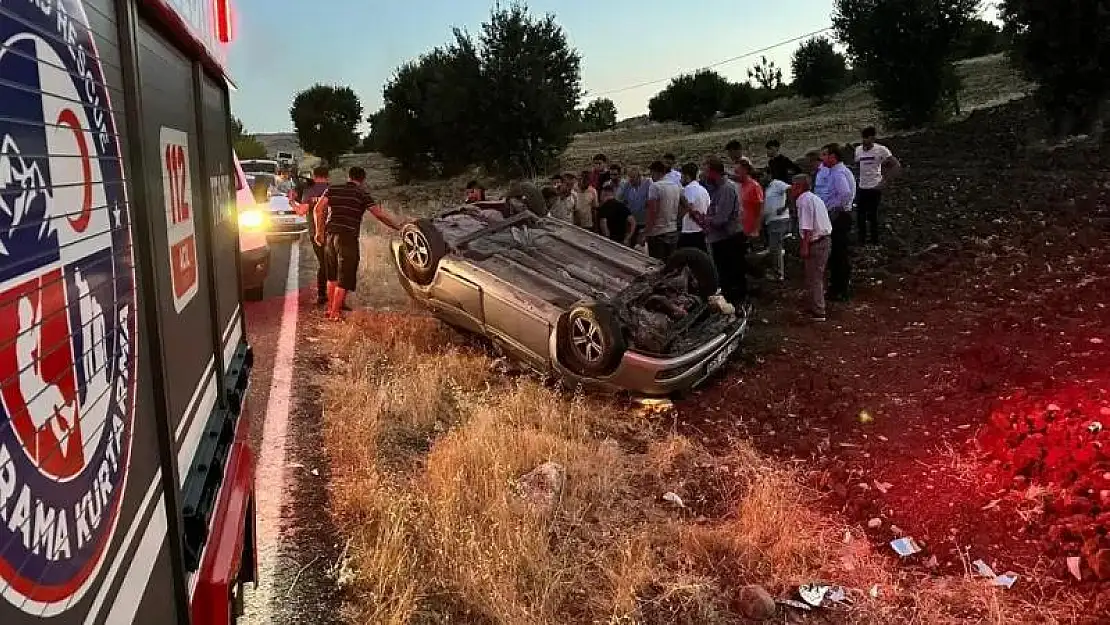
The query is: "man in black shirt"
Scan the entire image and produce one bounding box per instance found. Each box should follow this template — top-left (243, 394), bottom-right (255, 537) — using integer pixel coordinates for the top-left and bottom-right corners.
top-left (313, 166), bottom-right (403, 320)
top-left (597, 193), bottom-right (635, 246)
top-left (292, 166), bottom-right (331, 305)
top-left (765, 139), bottom-right (801, 184)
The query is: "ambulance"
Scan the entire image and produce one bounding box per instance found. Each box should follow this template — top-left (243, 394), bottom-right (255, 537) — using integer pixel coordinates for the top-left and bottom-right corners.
top-left (0, 1), bottom-right (258, 623)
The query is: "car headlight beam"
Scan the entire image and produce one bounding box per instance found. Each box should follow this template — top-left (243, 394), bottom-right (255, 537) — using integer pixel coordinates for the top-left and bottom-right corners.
top-left (239, 209), bottom-right (266, 230)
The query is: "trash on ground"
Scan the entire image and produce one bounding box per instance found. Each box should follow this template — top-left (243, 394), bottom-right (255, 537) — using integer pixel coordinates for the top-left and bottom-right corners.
top-left (858, 410), bottom-right (874, 424)
top-left (972, 559), bottom-right (996, 579)
top-left (869, 584), bottom-right (880, 598)
top-left (310, 468), bottom-right (319, 476)
top-left (991, 572), bottom-right (1019, 589)
top-left (777, 598), bottom-right (813, 611)
top-left (1089, 421), bottom-right (1103, 433)
top-left (287, 462), bottom-right (305, 469)
top-left (981, 498), bottom-right (1002, 511)
top-left (797, 584), bottom-right (853, 609)
top-left (873, 480), bottom-right (893, 494)
top-left (890, 537), bottom-right (922, 557)
top-left (868, 518), bottom-right (883, 529)
top-left (662, 491), bottom-right (685, 508)
top-left (1067, 556), bottom-right (1083, 581)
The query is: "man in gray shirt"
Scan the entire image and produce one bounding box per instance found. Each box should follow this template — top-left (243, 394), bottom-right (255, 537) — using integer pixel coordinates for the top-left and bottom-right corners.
top-left (645, 160), bottom-right (681, 260)
top-left (695, 157), bottom-right (746, 304)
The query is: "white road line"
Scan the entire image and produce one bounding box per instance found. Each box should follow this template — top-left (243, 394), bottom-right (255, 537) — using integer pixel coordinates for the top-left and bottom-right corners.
top-left (250, 244), bottom-right (301, 616)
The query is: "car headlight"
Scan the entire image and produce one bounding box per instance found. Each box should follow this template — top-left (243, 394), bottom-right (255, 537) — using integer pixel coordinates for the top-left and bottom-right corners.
top-left (239, 209), bottom-right (267, 230)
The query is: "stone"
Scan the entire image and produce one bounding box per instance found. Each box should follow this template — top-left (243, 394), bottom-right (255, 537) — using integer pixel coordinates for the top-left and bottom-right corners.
top-left (515, 462), bottom-right (566, 511)
top-left (736, 585), bottom-right (776, 621)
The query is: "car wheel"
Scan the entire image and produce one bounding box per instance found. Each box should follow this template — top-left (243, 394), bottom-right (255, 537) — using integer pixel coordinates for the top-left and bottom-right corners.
top-left (400, 219), bottom-right (448, 285)
top-left (664, 248), bottom-right (719, 297)
top-left (243, 285), bottom-right (264, 301)
top-left (558, 302), bottom-right (626, 377)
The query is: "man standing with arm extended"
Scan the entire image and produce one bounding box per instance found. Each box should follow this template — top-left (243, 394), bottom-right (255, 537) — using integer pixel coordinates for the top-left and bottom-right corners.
top-left (644, 160), bottom-right (681, 260)
top-left (293, 165), bottom-right (331, 306)
top-left (696, 157), bottom-right (745, 304)
top-left (791, 174), bottom-right (833, 321)
top-left (678, 162), bottom-right (710, 252)
top-left (854, 126), bottom-right (901, 245)
top-left (313, 166), bottom-right (404, 320)
top-left (815, 143), bottom-right (857, 302)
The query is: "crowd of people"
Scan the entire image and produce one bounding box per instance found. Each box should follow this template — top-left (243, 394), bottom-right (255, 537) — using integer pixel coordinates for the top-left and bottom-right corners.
top-left (284, 126), bottom-right (899, 324)
top-left (466, 126), bottom-right (900, 322)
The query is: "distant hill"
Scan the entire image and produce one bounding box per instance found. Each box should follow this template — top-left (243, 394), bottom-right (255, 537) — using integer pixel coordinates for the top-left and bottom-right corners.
top-left (254, 133), bottom-right (301, 159)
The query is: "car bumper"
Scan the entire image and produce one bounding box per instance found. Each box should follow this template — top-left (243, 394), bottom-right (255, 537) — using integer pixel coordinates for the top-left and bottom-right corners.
top-left (239, 242), bottom-right (271, 290)
top-left (267, 215), bottom-right (308, 236)
top-left (550, 307), bottom-right (751, 397)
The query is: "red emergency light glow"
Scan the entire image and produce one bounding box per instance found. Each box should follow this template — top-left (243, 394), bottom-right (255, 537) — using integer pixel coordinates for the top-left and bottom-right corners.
top-left (214, 0), bottom-right (234, 43)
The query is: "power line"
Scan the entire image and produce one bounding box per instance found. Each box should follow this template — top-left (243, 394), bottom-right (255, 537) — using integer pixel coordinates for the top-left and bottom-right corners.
top-left (590, 26), bottom-right (834, 97)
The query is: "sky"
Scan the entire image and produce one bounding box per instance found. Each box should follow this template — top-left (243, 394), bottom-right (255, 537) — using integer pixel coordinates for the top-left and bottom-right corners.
top-left (227, 0), bottom-right (995, 134)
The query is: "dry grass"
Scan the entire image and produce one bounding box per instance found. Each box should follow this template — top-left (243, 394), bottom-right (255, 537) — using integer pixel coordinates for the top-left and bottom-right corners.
top-left (317, 236), bottom-right (1074, 625)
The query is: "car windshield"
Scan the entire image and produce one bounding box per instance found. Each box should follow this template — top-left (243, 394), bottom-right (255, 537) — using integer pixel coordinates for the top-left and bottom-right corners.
top-left (242, 161), bottom-right (278, 175)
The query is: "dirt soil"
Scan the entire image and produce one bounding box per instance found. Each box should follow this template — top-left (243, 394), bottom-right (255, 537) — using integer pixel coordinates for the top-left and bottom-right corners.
top-left (679, 99), bottom-right (1110, 620)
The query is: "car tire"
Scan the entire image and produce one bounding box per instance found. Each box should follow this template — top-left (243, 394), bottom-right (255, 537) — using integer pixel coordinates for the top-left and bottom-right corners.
top-left (400, 219), bottom-right (448, 285)
top-left (664, 248), bottom-right (719, 297)
top-left (243, 286), bottom-right (264, 301)
top-left (557, 302), bottom-right (626, 377)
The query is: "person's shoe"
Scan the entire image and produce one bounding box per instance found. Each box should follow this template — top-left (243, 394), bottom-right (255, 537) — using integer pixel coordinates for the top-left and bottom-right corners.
top-left (341, 302), bottom-right (353, 312)
top-left (316, 294), bottom-right (327, 306)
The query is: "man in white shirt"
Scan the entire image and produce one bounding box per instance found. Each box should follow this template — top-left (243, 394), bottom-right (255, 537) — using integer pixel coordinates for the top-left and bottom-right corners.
top-left (791, 174), bottom-right (833, 321)
top-left (678, 162), bottom-right (710, 252)
top-left (662, 153), bottom-right (683, 186)
top-left (854, 126), bottom-right (901, 245)
top-left (762, 177), bottom-right (792, 281)
top-left (645, 160), bottom-right (682, 259)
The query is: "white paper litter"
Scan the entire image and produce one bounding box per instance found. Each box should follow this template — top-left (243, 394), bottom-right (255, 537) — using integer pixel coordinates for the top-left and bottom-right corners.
top-left (1067, 556), bottom-right (1083, 581)
top-left (662, 492), bottom-right (685, 508)
top-left (890, 537), bottom-right (922, 557)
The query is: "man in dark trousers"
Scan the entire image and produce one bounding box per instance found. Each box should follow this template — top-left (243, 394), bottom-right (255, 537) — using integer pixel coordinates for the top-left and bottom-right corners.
top-left (313, 166), bottom-right (404, 320)
top-left (293, 166), bottom-right (330, 306)
top-left (814, 143), bottom-right (857, 301)
top-left (695, 158), bottom-right (745, 304)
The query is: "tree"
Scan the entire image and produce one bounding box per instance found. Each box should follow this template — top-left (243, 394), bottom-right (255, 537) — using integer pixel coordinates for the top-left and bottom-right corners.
top-left (721, 81), bottom-right (758, 117)
top-left (648, 70), bottom-right (730, 131)
top-left (234, 135), bottom-right (267, 159)
top-left (228, 115), bottom-right (267, 159)
top-left (834, 0), bottom-right (980, 128)
top-left (953, 17), bottom-right (1006, 59)
top-left (581, 98), bottom-right (618, 132)
top-left (747, 56), bottom-right (784, 91)
top-left (370, 3), bottom-right (581, 180)
top-left (1002, 0), bottom-right (1110, 137)
top-left (289, 84), bottom-right (362, 165)
top-left (791, 36), bottom-right (848, 102)
top-left (473, 3), bottom-right (581, 175)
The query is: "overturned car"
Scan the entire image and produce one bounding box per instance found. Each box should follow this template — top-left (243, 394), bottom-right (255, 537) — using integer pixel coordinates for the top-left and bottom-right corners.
top-left (391, 202), bottom-right (750, 396)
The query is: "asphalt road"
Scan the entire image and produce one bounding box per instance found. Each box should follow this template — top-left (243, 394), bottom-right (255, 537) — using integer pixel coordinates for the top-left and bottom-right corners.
top-left (239, 235), bottom-right (342, 625)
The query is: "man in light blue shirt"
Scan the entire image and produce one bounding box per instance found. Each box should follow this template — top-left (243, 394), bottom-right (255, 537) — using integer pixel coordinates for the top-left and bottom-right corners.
top-left (816, 143), bottom-right (857, 301)
top-left (622, 166), bottom-right (653, 245)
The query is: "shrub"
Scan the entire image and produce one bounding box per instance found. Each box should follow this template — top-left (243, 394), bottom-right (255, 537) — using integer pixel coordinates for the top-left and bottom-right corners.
top-left (648, 70), bottom-right (729, 131)
top-left (581, 98), bottom-right (618, 132)
top-left (791, 36), bottom-right (848, 102)
top-left (1002, 0), bottom-right (1110, 136)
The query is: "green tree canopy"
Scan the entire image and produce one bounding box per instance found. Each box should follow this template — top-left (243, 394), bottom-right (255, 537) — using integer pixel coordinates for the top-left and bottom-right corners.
top-left (290, 84), bottom-right (362, 165)
top-left (834, 0), bottom-right (980, 128)
top-left (648, 70), bottom-right (730, 131)
top-left (791, 36), bottom-right (848, 102)
top-left (581, 98), bottom-right (618, 132)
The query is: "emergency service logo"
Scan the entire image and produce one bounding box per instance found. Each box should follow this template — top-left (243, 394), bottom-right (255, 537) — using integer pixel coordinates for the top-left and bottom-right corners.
top-left (0, 0), bottom-right (136, 613)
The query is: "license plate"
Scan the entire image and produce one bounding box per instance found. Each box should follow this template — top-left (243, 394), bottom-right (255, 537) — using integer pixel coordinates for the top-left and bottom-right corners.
top-left (706, 338), bottom-right (739, 374)
top-left (274, 215), bottom-right (300, 225)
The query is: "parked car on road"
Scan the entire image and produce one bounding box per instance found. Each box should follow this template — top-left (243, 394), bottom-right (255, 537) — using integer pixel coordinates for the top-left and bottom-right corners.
top-left (392, 203), bottom-right (750, 397)
top-left (264, 193), bottom-right (308, 238)
top-left (235, 155), bottom-right (271, 300)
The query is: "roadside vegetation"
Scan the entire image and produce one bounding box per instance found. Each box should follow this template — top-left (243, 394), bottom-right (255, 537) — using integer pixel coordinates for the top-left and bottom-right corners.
top-left (284, 1), bottom-right (1110, 623)
top-left (316, 238), bottom-right (1076, 624)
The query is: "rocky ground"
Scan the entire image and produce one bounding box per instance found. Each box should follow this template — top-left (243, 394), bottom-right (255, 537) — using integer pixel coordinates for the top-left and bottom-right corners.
top-left (680, 99), bottom-right (1110, 619)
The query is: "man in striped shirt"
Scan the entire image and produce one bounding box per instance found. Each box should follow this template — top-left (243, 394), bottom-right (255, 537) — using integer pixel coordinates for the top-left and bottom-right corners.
top-left (313, 166), bottom-right (403, 320)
